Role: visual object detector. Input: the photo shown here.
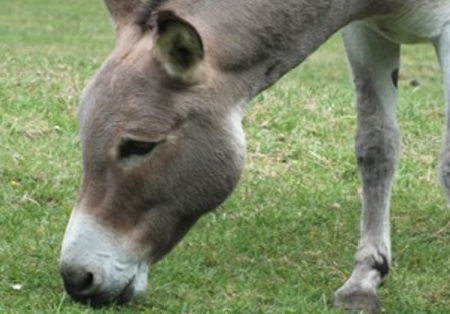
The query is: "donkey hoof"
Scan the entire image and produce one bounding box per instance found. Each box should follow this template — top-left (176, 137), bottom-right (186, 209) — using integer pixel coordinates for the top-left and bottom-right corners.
top-left (334, 287), bottom-right (381, 314)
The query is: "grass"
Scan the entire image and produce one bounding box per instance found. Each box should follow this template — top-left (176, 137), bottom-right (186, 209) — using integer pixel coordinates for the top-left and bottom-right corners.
top-left (1, 0), bottom-right (450, 313)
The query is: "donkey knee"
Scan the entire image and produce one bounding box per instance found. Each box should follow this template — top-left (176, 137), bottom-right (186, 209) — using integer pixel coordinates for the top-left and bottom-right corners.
top-left (355, 128), bottom-right (400, 180)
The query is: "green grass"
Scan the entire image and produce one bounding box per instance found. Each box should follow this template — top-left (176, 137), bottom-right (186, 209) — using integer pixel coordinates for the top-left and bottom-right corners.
top-left (1, 1), bottom-right (450, 313)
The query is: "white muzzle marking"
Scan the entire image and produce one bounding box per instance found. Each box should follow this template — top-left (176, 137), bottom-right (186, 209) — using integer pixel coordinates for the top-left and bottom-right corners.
top-left (60, 211), bottom-right (148, 303)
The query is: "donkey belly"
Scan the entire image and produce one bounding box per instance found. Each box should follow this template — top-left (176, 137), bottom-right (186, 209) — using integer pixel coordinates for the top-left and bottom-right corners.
top-left (362, 1), bottom-right (450, 44)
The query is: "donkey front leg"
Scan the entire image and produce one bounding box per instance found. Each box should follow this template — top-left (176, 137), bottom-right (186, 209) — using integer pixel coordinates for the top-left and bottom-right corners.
top-left (436, 25), bottom-right (450, 199)
top-left (334, 22), bottom-right (401, 313)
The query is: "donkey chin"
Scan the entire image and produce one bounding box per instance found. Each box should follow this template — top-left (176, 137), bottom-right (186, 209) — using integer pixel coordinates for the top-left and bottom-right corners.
top-left (60, 212), bottom-right (149, 307)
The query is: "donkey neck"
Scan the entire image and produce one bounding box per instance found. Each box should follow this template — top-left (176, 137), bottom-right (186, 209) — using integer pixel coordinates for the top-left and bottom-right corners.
top-left (159, 0), bottom-right (388, 98)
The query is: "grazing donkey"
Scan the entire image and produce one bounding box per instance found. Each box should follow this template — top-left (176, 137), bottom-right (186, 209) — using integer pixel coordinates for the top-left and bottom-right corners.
top-left (60, 0), bottom-right (450, 312)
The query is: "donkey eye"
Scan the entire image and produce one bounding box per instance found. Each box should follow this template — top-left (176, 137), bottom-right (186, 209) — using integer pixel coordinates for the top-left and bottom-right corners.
top-left (119, 140), bottom-right (159, 160)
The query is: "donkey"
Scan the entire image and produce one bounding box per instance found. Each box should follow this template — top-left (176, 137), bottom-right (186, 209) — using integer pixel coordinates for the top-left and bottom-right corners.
top-left (59, 0), bottom-right (450, 312)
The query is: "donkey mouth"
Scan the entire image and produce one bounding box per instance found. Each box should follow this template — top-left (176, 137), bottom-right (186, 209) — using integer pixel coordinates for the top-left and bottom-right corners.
top-left (92, 276), bottom-right (136, 307)
top-left (65, 275), bottom-right (136, 307)
top-left (114, 276), bottom-right (136, 305)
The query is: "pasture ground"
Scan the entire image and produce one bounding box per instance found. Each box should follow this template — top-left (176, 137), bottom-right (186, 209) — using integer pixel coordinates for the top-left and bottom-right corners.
top-left (1, 1), bottom-right (450, 313)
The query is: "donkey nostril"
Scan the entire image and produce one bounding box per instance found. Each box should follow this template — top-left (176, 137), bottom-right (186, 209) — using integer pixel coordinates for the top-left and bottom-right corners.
top-left (62, 268), bottom-right (98, 297)
top-left (73, 271), bottom-right (94, 292)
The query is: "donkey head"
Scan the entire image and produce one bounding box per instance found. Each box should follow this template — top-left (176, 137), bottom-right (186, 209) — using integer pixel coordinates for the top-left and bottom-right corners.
top-left (60, 0), bottom-right (246, 306)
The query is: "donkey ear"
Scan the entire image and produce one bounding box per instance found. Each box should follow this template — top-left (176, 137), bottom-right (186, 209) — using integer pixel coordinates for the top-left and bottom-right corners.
top-left (154, 11), bottom-right (204, 83)
top-left (104, 0), bottom-right (142, 37)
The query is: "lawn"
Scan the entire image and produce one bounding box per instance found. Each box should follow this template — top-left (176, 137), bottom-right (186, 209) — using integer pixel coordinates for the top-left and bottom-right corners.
top-left (1, 1), bottom-right (450, 313)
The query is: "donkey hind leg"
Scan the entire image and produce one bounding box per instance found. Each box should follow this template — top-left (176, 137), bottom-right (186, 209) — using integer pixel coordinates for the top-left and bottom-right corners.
top-left (436, 25), bottom-right (450, 198)
top-left (334, 22), bottom-right (401, 314)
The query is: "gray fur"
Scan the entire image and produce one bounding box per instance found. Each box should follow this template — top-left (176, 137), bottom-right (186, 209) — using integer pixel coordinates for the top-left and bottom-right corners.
top-left (60, 0), bottom-right (450, 311)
